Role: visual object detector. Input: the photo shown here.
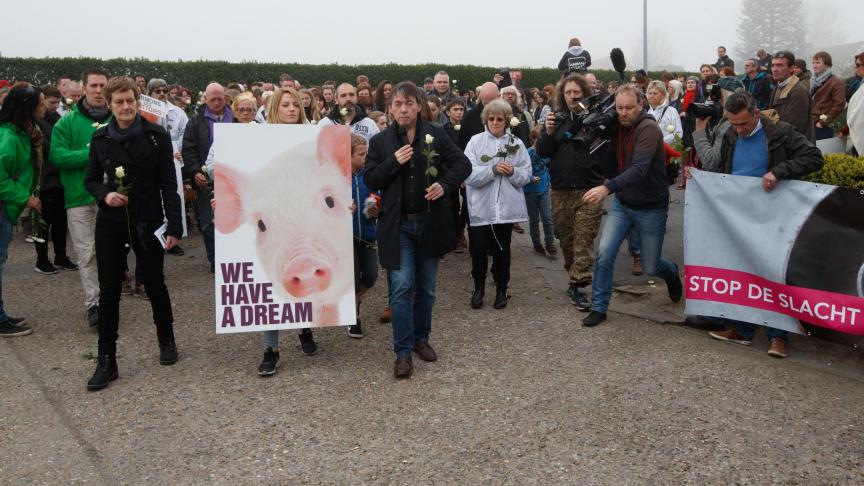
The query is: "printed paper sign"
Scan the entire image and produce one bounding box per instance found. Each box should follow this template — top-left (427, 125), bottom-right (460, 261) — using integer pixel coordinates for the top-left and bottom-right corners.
top-left (212, 124), bottom-right (356, 333)
top-left (684, 170), bottom-right (864, 335)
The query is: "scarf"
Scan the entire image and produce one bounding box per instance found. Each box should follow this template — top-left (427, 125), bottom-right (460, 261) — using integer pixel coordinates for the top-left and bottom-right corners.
top-left (79, 98), bottom-right (111, 122)
top-left (811, 69), bottom-right (833, 95)
top-left (681, 90), bottom-right (696, 114)
top-left (26, 123), bottom-right (43, 173)
top-left (107, 115), bottom-right (144, 143)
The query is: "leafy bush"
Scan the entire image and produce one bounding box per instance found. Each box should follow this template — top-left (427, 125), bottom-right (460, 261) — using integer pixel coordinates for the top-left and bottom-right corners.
top-left (802, 153), bottom-right (864, 189)
top-left (0, 56), bottom-right (677, 94)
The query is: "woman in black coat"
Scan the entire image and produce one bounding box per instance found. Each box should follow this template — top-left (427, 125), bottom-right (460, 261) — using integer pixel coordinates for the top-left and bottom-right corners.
top-left (83, 77), bottom-right (183, 391)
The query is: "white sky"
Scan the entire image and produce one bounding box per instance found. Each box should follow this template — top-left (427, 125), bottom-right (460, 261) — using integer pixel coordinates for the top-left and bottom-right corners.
top-left (1, 0), bottom-right (860, 72)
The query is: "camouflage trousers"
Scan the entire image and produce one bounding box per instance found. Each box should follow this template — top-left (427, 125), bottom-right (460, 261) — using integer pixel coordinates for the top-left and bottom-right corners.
top-left (551, 189), bottom-right (603, 286)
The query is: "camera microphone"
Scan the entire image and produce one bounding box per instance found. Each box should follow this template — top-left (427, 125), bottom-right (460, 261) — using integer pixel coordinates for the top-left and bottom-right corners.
top-left (610, 48), bottom-right (627, 82)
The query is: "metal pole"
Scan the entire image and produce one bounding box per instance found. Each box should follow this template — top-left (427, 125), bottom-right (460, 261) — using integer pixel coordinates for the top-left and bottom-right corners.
top-left (643, 0), bottom-right (648, 71)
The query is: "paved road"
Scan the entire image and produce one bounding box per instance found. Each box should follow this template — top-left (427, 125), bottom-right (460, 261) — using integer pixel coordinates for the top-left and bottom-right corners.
top-left (2, 191), bottom-right (862, 484)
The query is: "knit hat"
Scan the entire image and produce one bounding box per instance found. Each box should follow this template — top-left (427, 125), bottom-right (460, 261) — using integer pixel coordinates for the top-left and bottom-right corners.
top-left (147, 78), bottom-right (168, 93)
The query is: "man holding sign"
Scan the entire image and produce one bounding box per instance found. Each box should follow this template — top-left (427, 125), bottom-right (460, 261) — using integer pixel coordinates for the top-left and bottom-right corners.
top-left (691, 91), bottom-right (824, 358)
top-left (365, 81), bottom-right (471, 379)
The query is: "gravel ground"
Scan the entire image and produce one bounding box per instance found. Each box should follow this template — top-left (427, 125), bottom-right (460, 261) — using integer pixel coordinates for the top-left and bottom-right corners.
top-left (2, 225), bottom-right (863, 485)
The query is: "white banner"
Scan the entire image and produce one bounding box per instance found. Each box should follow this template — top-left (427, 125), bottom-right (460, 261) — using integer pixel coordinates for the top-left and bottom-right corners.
top-left (684, 170), bottom-right (864, 336)
top-left (212, 124), bottom-right (356, 333)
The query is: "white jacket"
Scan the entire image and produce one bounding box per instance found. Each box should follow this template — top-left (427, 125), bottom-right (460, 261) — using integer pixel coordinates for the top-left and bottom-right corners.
top-left (464, 128), bottom-right (531, 226)
top-left (647, 102), bottom-right (682, 144)
top-left (166, 102), bottom-right (189, 154)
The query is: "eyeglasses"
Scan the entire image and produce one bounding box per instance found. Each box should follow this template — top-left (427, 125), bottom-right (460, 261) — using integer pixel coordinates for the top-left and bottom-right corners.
top-left (236, 107), bottom-right (256, 113)
top-left (152, 88), bottom-right (168, 94)
top-left (487, 116), bottom-right (506, 122)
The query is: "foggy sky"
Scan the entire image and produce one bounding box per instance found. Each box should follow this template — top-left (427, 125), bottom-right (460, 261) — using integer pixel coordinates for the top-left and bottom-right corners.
top-left (1, 0), bottom-right (860, 72)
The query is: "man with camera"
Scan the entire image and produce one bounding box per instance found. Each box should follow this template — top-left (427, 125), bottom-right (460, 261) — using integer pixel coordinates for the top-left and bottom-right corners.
top-left (536, 73), bottom-right (605, 311)
top-left (690, 91), bottom-right (824, 358)
top-left (581, 85), bottom-right (683, 327)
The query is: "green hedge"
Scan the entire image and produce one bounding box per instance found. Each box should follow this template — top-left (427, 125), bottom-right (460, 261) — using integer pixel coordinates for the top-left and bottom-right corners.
top-left (0, 56), bottom-right (671, 94)
top-left (803, 153), bottom-right (864, 189)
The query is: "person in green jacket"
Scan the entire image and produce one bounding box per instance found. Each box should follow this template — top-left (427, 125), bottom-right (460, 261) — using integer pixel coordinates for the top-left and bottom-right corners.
top-left (0, 83), bottom-right (45, 337)
top-left (50, 68), bottom-right (111, 328)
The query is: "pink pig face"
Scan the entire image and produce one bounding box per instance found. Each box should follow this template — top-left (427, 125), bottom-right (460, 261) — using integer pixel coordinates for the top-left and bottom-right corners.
top-left (215, 126), bottom-right (353, 303)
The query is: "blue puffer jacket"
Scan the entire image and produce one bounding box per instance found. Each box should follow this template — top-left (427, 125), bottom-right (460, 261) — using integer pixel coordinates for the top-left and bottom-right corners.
top-left (352, 167), bottom-right (377, 243)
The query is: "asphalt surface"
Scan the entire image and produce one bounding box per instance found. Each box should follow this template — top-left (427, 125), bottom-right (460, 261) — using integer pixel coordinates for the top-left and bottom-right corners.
top-left (2, 188), bottom-right (863, 485)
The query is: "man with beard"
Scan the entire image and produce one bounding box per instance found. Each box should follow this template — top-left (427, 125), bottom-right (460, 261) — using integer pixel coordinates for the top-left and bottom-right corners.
top-left (318, 83), bottom-right (380, 142)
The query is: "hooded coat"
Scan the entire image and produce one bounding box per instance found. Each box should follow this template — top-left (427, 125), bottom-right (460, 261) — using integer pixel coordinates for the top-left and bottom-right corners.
top-left (558, 46), bottom-right (592, 74)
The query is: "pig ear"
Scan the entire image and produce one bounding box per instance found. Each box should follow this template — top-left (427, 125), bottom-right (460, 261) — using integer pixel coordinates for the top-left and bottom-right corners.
top-left (316, 125), bottom-right (351, 178)
top-left (214, 163), bottom-right (246, 234)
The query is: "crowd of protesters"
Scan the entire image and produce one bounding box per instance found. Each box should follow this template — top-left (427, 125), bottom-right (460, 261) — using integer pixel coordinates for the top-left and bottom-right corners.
top-left (1, 37), bottom-right (862, 388)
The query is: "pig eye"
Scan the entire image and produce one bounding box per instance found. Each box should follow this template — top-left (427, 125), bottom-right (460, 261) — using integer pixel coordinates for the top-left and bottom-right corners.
top-left (324, 196), bottom-right (335, 208)
top-left (257, 219), bottom-right (267, 232)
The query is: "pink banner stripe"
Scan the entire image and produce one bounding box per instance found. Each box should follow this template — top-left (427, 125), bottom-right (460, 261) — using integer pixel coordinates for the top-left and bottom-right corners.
top-left (684, 265), bottom-right (864, 335)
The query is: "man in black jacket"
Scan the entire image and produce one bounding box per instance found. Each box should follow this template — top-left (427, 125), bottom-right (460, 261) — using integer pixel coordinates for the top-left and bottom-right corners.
top-left (691, 92), bottom-right (824, 359)
top-left (581, 85), bottom-right (683, 327)
top-left (181, 83), bottom-right (233, 272)
top-left (714, 46), bottom-right (735, 71)
top-left (537, 73), bottom-right (604, 311)
top-left (364, 81), bottom-right (471, 379)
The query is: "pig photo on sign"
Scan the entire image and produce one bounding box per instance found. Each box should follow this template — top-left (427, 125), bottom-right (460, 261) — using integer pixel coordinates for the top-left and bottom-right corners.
top-left (214, 125), bottom-right (354, 328)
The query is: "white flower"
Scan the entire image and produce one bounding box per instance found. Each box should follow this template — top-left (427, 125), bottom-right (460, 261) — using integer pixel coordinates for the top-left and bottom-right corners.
top-left (454, 124), bottom-right (461, 132)
top-left (115, 166), bottom-right (126, 179)
top-left (311, 119), bottom-right (318, 125)
top-left (510, 117), bottom-right (520, 127)
top-left (425, 134), bottom-right (434, 144)
top-left (92, 122), bottom-right (99, 128)
top-left (667, 124), bottom-right (675, 132)
top-left (65, 98), bottom-right (73, 105)
top-left (819, 114), bottom-right (828, 122)
top-left (452, 79), bottom-right (458, 84)
top-left (340, 108), bottom-right (349, 117)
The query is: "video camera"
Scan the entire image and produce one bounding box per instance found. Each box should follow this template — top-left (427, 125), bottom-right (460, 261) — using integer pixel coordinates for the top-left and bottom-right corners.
top-left (686, 83), bottom-right (723, 120)
top-left (553, 93), bottom-right (618, 153)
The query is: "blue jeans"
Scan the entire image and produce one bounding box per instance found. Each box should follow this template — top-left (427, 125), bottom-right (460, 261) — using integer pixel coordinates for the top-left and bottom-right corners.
top-left (0, 204), bottom-right (12, 322)
top-left (524, 191), bottom-right (555, 246)
top-left (627, 228), bottom-right (641, 255)
top-left (196, 187), bottom-right (215, 264)
top-left (388, 219), bottom-right (440, 358)
top-left (591, 198), bottom-right (678, 313)
top-left (732, 320), bottom-right (789, 342)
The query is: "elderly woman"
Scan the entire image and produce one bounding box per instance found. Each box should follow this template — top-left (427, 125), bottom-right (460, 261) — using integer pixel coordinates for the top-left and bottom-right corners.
top-left (464, 99), bottom-right (531, 309)
top-left (231, 92), bottom-right (259, 124)
top-left (646, 80), bottom-right (683, 144)
top-left (84, 77), bottom-right (183, 390)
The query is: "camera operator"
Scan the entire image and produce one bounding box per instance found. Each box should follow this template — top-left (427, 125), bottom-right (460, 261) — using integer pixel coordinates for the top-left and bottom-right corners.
top-left (536, 73), bottom-right (604, 311)
top-left (580, 85), bottom-right (683, 327)
top-left (689, 92), bottom-right (824, 358)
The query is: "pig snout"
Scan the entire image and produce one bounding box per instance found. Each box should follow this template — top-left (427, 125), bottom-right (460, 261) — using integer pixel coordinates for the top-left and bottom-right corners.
top-left (281, 256), bottom-right (333, 298)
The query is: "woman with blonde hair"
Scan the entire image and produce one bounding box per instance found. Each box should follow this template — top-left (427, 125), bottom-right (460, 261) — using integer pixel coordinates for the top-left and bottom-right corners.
top-left (231, 92), bottom-right (259, 124)
top-left (298, 88), bottom-right (321, 123)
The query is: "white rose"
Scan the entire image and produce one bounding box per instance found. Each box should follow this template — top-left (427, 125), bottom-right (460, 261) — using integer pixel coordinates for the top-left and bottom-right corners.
top-left (425, 134), bottom-right (434, 144)
top-left (666, 124), bottom-right (675, 132)
top-left (115, 166), bottom-right (126, 179)
top-left (65, 98), bottom-right (73, 105)
top-left (340, 108), bottom-right (349, 117)
top-left (92, 122), bottom-right (99, 128)
top-left (819, 114), bottom-right (828, 122)
top-left (454, 124), bottom-right (461, 132)
top-left (452, 79), bottom-right (457, 84)
top-left (510, 117), bottom-right (520, 127)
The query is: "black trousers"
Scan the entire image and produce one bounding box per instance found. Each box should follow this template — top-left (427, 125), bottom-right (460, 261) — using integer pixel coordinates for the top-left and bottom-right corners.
top-left (468, 223), bottom-right (513, 290)
top-left (451, 187), bottom-right (469, 236)
top-left (95, 218), bottom-right (174, 356)
top-left (34, 187), bottom-right (68, 263)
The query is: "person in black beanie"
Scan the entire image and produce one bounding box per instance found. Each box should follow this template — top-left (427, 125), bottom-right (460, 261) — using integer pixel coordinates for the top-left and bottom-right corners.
top-left (84, 77), bottom-right (183, 391)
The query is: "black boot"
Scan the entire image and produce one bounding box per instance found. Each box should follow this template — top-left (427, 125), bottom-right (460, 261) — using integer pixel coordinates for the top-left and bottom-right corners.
top-left (159, 333), bottom-right (178, 365)
top-left (493, 287), bottom-right (508, 309)
top-left (470, 282), bottom-right (484, 309)
top-left (87, 354), bottom-right (118, 391)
